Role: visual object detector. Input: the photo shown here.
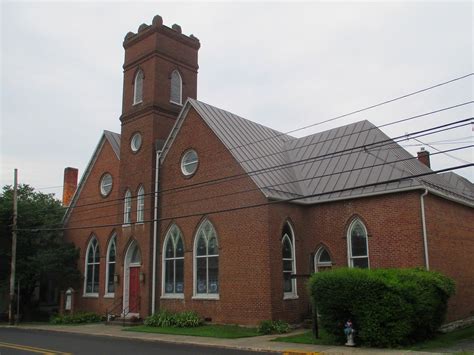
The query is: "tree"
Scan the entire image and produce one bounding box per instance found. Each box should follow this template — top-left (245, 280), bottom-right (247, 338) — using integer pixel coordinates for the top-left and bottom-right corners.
top-left (0, 184), bottom-right (81, 320)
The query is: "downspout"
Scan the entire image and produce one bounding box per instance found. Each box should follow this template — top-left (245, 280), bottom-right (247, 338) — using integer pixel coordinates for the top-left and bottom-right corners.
top-left (152, 149), bottom-right (162, 314)
top-left (420, 189), bottom-right (429, 270)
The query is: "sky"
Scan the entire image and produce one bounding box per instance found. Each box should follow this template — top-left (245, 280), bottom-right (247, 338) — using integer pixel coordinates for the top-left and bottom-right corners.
top-left (1, 1), bottom-right (473, 198)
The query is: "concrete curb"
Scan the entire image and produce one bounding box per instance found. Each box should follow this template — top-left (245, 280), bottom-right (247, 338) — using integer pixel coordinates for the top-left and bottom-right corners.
top-left (0, 324), bottom-right (444, 355)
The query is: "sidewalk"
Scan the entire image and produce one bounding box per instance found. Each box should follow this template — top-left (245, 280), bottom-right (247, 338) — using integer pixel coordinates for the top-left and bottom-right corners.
top-left (2, 323), bottom-right (443, 355)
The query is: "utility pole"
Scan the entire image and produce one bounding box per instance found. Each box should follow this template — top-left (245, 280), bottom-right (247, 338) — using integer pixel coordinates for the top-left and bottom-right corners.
top-left (8, 168), bottom-right (18, 325)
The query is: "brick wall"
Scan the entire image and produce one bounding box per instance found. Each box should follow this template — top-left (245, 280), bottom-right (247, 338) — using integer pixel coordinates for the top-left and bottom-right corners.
top-left (425, 193), bottom-right (474, 321)
top-left (158, 107), bottom-right (272, 325)
top-left (64, 137), bottom-right (121, 314)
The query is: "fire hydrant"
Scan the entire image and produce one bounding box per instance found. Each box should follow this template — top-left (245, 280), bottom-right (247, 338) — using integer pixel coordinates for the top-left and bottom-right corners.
top-left (344, 319), bottom-right (355, 346)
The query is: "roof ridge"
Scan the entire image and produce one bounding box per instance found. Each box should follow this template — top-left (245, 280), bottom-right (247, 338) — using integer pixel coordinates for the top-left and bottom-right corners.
top-left (190, 98), bottom-right (295, 142)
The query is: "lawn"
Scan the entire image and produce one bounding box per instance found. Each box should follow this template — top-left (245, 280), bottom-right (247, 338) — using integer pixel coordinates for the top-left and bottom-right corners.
top-left (124, 324), bottom-right (260, 339)
top-left (272, 329), bottom-right (336, 345)
top-left (273, 325), bottom-right (474, 351)
top-left (407, 326), bottom-right (474, 351)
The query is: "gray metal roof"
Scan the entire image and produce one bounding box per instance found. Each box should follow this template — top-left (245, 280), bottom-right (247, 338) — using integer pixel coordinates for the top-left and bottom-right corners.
top-left (104, 130), bottom-right (121, 159)
top-left (189, 99), bottom-right (302, 199)
top-left (164, 99), bottom-right (473, 207)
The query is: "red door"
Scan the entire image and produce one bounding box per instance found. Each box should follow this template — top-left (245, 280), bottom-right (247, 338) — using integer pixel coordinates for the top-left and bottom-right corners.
top-left (129, 267), bottom-right (140, 313)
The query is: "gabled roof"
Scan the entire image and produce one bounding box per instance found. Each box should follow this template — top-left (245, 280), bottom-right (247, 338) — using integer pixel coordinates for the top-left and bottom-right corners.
top-left (104, 130), bottom-right (121, 159)
top-left (161, 99), bottom-right (473, 207)
top-left (63, 131), bottom-right (121, 224)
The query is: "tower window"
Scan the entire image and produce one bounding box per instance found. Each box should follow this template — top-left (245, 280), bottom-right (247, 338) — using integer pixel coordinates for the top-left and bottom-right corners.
top-left (124, 189), bottom-right (132, 224)
top-left (131, 132), bottom-right (142, 152)
top-left (134, 69), bottom-right (144, 105)
top-left (170, 70), bottom-right (182, 105)
top-left (136, 186), bottom-right (145, 223)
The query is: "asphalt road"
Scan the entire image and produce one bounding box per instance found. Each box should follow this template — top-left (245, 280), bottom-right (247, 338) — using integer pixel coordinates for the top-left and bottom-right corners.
top-left (0, 328), bottom-right (280, 355)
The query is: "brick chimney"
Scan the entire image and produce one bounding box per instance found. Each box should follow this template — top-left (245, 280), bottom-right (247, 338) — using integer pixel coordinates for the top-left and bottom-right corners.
top-left (417, 148), bottom-right (431, 168)
top-left (62, 167), bottom-right (78, 207)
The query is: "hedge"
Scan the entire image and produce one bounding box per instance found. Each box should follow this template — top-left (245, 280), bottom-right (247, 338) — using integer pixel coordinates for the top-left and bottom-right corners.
top-left (50, 311), bottom-right (101, 324)
top-left (308, 268), bottom-right (455, 347)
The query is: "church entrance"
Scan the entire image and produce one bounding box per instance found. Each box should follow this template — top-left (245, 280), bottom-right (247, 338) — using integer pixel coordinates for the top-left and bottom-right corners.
top-left (123, 240), bottom-right (141, 317)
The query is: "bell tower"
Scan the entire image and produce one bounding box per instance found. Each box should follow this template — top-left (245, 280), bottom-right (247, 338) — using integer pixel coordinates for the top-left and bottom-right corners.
top-left (118, 14), bottom-right (200, 195)
top-left (120, 14), bottom-right (200, 140)
top-left (116, 15), bottom-right (200, 315)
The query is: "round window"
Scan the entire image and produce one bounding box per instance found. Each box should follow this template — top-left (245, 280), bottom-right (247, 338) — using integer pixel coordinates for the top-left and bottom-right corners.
top-left (181, 149), bottom-right (198, 176)
top-left (100, 173), bottom-right (113, 197)
top-left (131, 133), bottom-right (142, 152)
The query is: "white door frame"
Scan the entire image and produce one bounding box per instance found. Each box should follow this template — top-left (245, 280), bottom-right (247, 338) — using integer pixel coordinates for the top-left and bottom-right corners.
top-left (123, 240), bottom-right (141, 318)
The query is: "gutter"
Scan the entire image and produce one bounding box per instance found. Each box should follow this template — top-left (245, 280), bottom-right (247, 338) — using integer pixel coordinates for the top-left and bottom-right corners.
top-left (420, 189), bottom-right (430, 270)
top-left (152, 149), bottom-right (162, 314)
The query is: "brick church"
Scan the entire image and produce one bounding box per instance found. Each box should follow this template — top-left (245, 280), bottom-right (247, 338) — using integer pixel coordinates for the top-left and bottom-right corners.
top-left (62, 15), bottom-right (473, 325)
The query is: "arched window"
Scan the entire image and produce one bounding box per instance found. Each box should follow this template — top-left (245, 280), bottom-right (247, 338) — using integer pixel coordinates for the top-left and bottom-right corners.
top-left (124, 190), bottom-right (132, 224)
top-left (314, 246), bottom-right (332, 272)
top-left (129, 241), bottom-right (141, 264)
top-left (84, 237), bottom-right (100, 295)
top-left (170, 70), bottom-right (182, 105)
top-left (105, 235), bottom-right (116, 295)
top-left (194, 220), bottom-right (219, 298)
top-left (133, 69), bottom-right (144, 104)
top-left (347, 219), bottom-right (369, 268)
top-left (282, 222), bottom-right (297, 298)
top-left (162, 224), bottom-right (184, 296)
top-left (136, 186), bottom-right (145, 223)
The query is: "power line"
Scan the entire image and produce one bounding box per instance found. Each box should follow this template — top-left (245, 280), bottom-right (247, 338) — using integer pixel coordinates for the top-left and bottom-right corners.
top-left (157, 118), bottom-right (472, 196)
top-left (227, 73), bottom-right (474, 152)
top-left (17, 163), bottom-right (472, 232)
top-left (23, 117), bottom-right (473, 219)
top-left (61, 108), bottom-right (474, 211)
top-left (57, 144), bottom-right (473, 226)
top-left (413, 137), bottom-right (472, 165)
top-left (26, 72), bottom-right (474, 204)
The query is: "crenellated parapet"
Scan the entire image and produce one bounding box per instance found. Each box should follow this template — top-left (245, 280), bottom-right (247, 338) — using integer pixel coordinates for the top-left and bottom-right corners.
top-left (123, 14), bottom-right (200, 50)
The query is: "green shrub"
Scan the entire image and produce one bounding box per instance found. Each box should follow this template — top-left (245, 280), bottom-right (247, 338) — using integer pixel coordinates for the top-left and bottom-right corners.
top-left (50, 311), bottom-right (101, 324)
top-left (144, 310), bottom-right (202, 328)
top-left (174, 311), bottom-right (203, 327)
top-left (258, 320), bottom-right (290, 334)
top-left (308, 268), bottom-right (455, 348)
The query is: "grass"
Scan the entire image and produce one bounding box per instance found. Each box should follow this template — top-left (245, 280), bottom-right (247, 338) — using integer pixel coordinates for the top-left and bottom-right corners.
top-left (124, 324), bottom-right (260, 339)
top-left (273, 325), bottom-right (474, 351)
top-left (406, 325), bottom-right (474, 351)
top-left (272, 329), bottom-right (336, 345)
